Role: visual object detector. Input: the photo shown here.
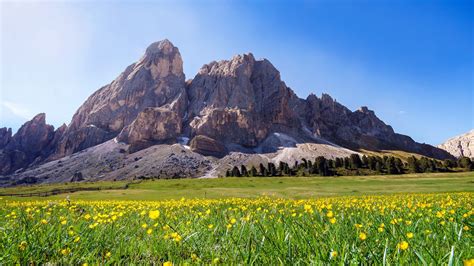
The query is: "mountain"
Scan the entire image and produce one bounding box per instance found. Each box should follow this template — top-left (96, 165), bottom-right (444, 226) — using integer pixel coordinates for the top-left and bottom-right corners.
top-left (0, 39), bottom-right (453, 184)
top-left (438, 130), bottom-right (474, 158)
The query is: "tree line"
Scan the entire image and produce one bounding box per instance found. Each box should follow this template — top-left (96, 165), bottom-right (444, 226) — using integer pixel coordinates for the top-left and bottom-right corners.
top-left (225, 154), bottom-right (474, 177)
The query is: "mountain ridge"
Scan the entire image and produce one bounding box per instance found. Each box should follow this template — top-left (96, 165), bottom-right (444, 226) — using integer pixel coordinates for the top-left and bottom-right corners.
top-left (0, 39), bottom-right (453, 180)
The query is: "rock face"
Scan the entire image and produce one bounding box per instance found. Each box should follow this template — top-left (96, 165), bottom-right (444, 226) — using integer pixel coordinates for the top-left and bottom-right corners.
top-left (0, 39), bottom-right (454, 178)
top-left (438, 130), bottom-right (474, 158)
top-left (52, 39), bottom-right (186, 158)
top-left (0, 113), bottom-right (62, 174)
top-left (117, 105), bottom-right (184, 152)
top-left (190, 135), bottom-right (227, 157)
top-left (186, 53), bottom-right (301, 148)
top-left (301, 94), bottom-right (451, 159)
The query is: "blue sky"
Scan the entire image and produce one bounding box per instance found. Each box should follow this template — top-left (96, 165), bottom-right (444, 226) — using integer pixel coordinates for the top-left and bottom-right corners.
top-left (1, 0), bottom-right (473, 145)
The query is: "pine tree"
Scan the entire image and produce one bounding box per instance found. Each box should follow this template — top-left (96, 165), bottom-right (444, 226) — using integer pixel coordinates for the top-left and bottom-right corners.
top-left (259, 163), bottom-right (267, 177)
top-left (367, 156), bottom-right (376, 170)
top-left (375, 161), bottom-right (382, 173)
top-left (407, 156), bottom-right (420, 173)
top-left (343, 157), bottom-right (350, 169)
top-left (394, 158), bottom-right (404, 174)
top-left (443, 159), bottom-right (455, 169)
top-left (315, 156), bottom-right (328, 176)
top-left (301, 158), bottom-right (308, 169)
top-left (268, 163), bottom-right (277, 176)
top-left (279, 161), bottom-right (285, 174)
top-left (240, 165), bottom-right (248, 177)
top-left (232, 166), bottom-right (241, 177)
top-left (385, 156), bottom-right (398, 174)
top-left (361, 155), bottom-right (369, 168)
top-left (458, 157), bottom-right (473, 170)
top-left (350, 154), bottom-right (362, 169)
top-left (250, 166), bottom-right (258, 177)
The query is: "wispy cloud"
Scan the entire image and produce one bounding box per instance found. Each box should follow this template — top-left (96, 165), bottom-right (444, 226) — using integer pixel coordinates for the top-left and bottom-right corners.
top-left (1, 101), bottom-right (33, 120)
top-left (398, 110), bottom-right (407, 115)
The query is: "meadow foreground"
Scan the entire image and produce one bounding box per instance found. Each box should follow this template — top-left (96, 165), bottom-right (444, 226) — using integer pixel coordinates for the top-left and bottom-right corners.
top-left (1, 192), bottom-right (472, 264)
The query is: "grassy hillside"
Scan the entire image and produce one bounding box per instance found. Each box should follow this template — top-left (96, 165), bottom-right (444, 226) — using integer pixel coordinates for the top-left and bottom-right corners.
top-left (1, 172), bottom-right (472, 201)
top-left (359, 149), bottom-right (428, 161)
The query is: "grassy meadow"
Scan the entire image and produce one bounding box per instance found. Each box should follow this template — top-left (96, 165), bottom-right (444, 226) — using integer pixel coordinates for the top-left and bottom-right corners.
top-left (0, 172), bottom-right (473, 264)
top-left (1, 171), bottom-right (473, 201)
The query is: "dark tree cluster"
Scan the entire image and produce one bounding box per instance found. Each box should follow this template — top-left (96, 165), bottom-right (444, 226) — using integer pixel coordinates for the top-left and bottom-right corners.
top-left (225, 154), bottom-right (473, 177)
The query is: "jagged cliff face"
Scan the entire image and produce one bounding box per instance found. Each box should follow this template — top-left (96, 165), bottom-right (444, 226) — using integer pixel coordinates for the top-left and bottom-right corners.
top-left (0, 114), bottom-right (63, 174)
top-left (0, 39), bottom-right (453, 176)
top-left (438, 130), bottom-right (474, 158)
top-left (53, 39), bottom-right (186, 158)
top-left (186, 53), bottom-right (301, 149)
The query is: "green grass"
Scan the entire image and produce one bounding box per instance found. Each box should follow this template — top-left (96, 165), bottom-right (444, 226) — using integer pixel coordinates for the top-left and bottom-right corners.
top-left (0, 181), bottom-right (129, 195)
top-left (2, 171), bottom-right (473, 201)
top-left (1, 193), bottom-right (472, 264)
top-left (1, 172), bottom-right (473, 264)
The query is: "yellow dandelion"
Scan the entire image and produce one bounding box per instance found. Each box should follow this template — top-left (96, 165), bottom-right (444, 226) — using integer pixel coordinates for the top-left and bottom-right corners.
top-left (149, 210), bottom-right (160, 220)
top-left (398, 241), bottom-right (409, 250)
top-left (463, 258), bottom-right (474, 266)
top-left (359, 232), bottom-right (367, 241)
top-left (330, 250), bottom-right (338, 258)
top-left (406, 232), bottom-right (414, 239)
top-left (61, 248), bottom-right (71, 256)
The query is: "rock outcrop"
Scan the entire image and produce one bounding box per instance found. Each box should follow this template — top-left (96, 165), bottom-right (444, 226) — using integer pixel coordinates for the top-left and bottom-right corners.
top-left (438, 130), bottom-right (474, 158)
top-left (117, 105), bottom-right (184, 152)
top-left (0, 113), bottom-right (61, 174)
top-left (190, 135), bottom-right (227, 157)
top-left (301, 94), bottom-right (452, 159)
top-left (186, 53), bottom-right (301, 148)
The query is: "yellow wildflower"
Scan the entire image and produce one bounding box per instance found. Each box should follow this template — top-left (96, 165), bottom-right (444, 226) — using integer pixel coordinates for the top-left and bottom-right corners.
top-left (149, 210), bottom-right (160, 220)
top-left (398, 241), bottom-right (409, 250)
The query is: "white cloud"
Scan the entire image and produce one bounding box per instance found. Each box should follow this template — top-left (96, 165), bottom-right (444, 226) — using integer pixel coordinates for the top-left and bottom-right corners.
top-left (398, 110), bottom-right (407, 115)
top-left (1, 100), bottom-right (33, 120)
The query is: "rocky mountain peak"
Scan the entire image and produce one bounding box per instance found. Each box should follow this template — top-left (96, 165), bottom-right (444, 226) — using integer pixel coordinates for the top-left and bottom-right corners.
top-left (0, 127), bottom-right (13, 149)
top-left (438, 129), bottom-right (474, 158)
top-left (358, 106), bottom-right (370, 113)
top-left (145, 39), bottom-right (176, 55)
top-left (53, 39), bottom-right (187, 158)
top-left (30, 113), bottom-right (47, 124)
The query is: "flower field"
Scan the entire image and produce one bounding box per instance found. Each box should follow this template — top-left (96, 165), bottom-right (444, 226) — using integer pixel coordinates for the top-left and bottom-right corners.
top-left (1, 193), bottom-right (472, 265)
